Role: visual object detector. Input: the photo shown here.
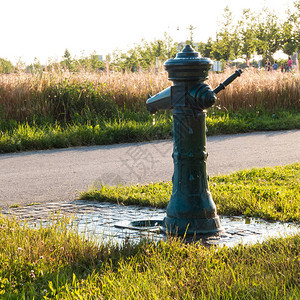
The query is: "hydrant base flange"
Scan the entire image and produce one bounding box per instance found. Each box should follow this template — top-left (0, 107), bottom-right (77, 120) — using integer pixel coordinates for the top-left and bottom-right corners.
top-left (163, 216), bottom-right (223, 236)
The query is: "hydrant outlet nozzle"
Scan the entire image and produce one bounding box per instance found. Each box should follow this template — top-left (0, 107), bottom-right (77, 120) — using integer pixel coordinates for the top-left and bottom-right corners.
top-left (213, 69), bottom-right (242, 94)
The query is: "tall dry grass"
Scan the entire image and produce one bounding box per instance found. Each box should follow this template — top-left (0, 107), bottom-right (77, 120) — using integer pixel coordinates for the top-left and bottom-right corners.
top-left (0, 71), bottom-right (169, 122)
top-left (210, 68), bottom-right (300, 111)
top-left (0, 69), bottom-right (299, 122)
top-left (0, 73), bottom-right (54, 121)
top-left (76, 70), bottom-right (169, 107)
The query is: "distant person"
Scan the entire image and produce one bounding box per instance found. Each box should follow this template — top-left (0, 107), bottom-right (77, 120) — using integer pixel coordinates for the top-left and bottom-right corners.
top-left (281, 63), bottom-right (284, 72)
top-left (287, 57), bottom-right (293, 72)
top-left (265, 58), bottom-right (271, 71)
top-left (272, 61), bottom-right (278, 71)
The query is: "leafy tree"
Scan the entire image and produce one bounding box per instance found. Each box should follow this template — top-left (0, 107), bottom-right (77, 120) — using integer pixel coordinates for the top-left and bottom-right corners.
top-left (231, 26), bottom-right (242, 60)
top-left (110, 35), bottom-right (178, 71)
top-left (212, 6), bottom-right (234, 61)
top-left (282, 20), bottom-right (297, 55)
top-left (282, 0), bottom-right (300, 54)
top-left (78, 53), bottom-right (91, 71)
top-left (15, 58), bottom-right (26, 72)
top-left (196, 41), bottom-right (206, 56)
top-left (186, 25), bottom-right (197, 47)
top-left (62, 49), bottom-right (73, 70)
top-left (26, 57), bottom-right (42, 73)
top-left (113, 47), bottom-right (140, 71)
top-left (0, 58), bottom-right (15, 73)
top-left (198, 37), bottom-right (213, 58)
top-left (256, 10), bottom-right (282, 59)
top-left (163, 32), bottom-right (177, 58)
top-left (90, 52), bottom-right (105, 71)
top-left (238, 9), bottom-right (257, 59)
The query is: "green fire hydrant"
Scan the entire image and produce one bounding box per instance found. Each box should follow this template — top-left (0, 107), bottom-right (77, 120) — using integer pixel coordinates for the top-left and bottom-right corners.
top-left (147, 45), bottom-right (242, 235)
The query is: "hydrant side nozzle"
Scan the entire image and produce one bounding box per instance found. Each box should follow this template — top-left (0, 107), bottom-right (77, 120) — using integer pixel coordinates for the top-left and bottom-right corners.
top-left (146, 87), bottom-right (172, 113)
top-left (189, 83), bottom-right (216, 109)
top-left (213, 69), bottom-right (243, 94)
top-left (201, 89), bottom-right (216, 109)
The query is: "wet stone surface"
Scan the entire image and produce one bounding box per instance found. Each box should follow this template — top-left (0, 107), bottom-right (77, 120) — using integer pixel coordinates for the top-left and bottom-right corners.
top-left (1, 201), bottom-right (299, 247)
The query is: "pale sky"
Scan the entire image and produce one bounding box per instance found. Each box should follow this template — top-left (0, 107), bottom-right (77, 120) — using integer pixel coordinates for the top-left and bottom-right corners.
top-left (0, 0), bottom-right (293, 64)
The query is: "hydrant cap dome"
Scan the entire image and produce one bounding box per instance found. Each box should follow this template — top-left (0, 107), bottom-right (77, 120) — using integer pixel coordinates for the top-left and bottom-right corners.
top-left (164, 45), bottom-right (212, 82)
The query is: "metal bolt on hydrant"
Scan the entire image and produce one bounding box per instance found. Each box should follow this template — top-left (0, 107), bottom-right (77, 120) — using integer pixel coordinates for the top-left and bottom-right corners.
top-left (146, 45), bottom-right (242, 235)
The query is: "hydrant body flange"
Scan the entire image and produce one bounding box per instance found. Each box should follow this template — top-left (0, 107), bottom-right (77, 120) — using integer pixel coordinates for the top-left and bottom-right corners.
top-left (146, 45), bottom-right (241, 235)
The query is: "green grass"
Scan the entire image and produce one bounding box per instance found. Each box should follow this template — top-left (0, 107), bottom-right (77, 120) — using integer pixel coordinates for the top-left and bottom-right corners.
top-left (0, 109), bottom-right (299, 153)
top-left (1, 163), bottom-right (299, 298)
top-left (206, 109), bottom-right (300, 134)
top-left (9, 204), bottom-right (21, 209)
top-left (0, 213), bottom-right (299, 299)
top-left (0, 117), bottom-right (172, 153)
top-left (92, 235), bottom-right (300, 299)
top-left (80, 163), bottom-right (300, 223)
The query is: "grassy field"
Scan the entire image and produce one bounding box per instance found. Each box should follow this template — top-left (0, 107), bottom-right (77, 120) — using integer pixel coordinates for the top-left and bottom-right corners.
top-left (0, 213), bottom-right (299, 299)
top-left (1, 69), bottom-right (299, 298)
top-left (81, 163), bottom-right (300, 223)
top-left (0, 214), bottom-right (299, 299)
top-left (0, 163), bottom-right (299, 298)
top-left (0, 69), bottom-right (299, 153)
top-left (0, 109), bottom-right (299, 153)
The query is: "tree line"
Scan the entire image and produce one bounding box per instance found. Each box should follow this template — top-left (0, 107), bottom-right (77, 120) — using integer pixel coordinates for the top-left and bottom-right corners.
top-left (0, 50), bottom-right (106, 74)
top-left (0, 1), bottom-right (299, 73)
top-left (111, 2), bottom-right (300, 71)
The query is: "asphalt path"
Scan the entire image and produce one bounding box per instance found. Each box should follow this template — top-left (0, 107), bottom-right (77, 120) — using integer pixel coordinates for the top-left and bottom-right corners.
top-left (0, 130), bottom-right (299, 207)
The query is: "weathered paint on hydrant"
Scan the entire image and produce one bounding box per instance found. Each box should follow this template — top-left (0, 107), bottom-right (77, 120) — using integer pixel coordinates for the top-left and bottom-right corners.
top-left (146, 45), bottom-right (242, 235)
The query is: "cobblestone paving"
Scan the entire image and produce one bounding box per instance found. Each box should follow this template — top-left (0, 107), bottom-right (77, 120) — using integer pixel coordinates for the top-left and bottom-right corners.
top-left (1, 201), bottom-right (299, 247)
